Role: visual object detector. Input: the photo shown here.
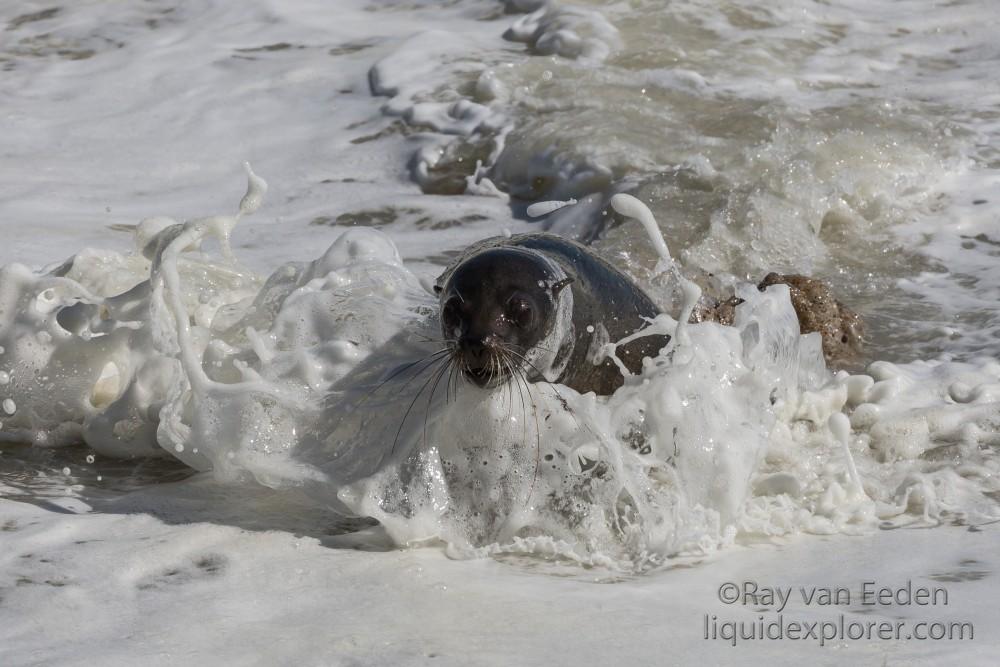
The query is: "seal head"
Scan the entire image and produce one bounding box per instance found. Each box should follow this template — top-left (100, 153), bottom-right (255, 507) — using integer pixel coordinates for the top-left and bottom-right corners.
top-left (436, 234), bottom-right (669, 395)
top-left (436, 247), bottom-right (572, 388)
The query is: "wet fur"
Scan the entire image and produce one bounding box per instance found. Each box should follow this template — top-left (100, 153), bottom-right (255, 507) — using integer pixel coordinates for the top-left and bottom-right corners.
top-left (436, 233), bottom-right (669, 396)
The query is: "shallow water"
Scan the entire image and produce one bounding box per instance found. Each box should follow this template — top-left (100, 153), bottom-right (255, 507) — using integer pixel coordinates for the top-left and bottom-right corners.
top-left (1, 0), bottom-right (999, 664)
top-left (487, 0), bottom-right (1000, 363)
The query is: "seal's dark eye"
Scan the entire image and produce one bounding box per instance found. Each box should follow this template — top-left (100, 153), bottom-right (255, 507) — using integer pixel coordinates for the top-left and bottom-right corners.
top-left (508, 297), bottom-right (533, 329)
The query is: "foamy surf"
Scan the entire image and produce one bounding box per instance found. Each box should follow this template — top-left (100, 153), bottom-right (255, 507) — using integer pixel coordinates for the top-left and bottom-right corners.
top-left (1, 170), bottom-right (996, 573)
top-left (2, 1), bottom-right (1000, 664)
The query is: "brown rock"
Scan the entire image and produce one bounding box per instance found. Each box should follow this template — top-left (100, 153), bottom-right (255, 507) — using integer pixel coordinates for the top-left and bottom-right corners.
top-left (689, 273), bottom-right (864, 365)
top-left (690, 295), bottom-right (741, 326)
top-left (757, 273), bottom-right (864, 363)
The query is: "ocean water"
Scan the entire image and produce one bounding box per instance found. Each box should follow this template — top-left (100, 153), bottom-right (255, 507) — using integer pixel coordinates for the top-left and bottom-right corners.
top-left (1, 1), bottom-right (998, 664)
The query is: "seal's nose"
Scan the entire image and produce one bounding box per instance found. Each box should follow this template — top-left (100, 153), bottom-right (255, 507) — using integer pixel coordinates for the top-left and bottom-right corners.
top-left (459, 335), bottom-right (500, 386)
top-left (460, 336), bottom-right (487, 361)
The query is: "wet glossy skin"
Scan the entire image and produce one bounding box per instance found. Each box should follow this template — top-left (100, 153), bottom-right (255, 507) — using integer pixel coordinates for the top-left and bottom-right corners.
top-left (437, 247), bottom-right (561, 387)
top-left (437, 234), bottom-right (669, 395)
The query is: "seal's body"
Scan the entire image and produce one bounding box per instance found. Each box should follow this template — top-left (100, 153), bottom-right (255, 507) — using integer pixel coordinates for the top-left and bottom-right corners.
top-left (435, 233), bottom-right (668, 396)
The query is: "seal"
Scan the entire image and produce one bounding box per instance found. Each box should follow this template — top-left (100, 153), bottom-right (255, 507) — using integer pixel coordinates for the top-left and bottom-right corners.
top-left (434, 233), bottom-right (669, 396)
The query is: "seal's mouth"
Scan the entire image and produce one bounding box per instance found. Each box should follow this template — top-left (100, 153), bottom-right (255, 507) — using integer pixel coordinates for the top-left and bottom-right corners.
top-left (450, 335), bottom-right (530, 390)
top-left (461, 362), bottom-right (510, 389)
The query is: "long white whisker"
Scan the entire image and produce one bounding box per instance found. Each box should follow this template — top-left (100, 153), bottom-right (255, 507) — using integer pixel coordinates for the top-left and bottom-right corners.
top-left (389, 356), bottom-right (449, 458)
top-left (421, 356), bottom-right (453, 450)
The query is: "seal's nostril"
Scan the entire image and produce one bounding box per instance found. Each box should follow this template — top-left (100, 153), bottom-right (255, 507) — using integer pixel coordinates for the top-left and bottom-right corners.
top-left (459, 336), bottom-right (490, 361)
